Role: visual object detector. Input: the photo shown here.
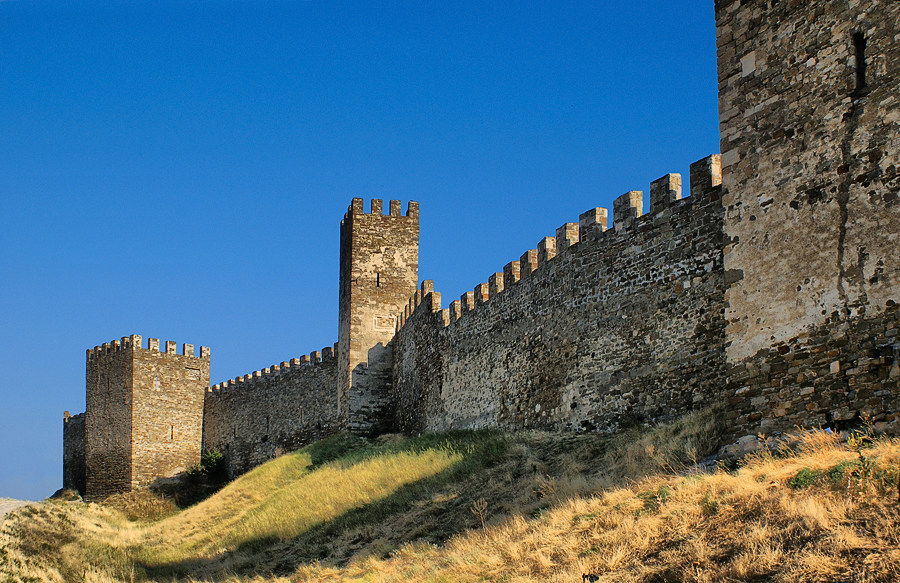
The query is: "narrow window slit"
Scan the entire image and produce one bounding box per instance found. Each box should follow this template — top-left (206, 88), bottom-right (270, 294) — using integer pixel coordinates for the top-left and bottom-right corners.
top-left (853, 33), bottom-right (867, 90)
top-left (376, 272), bottom-right (381, 287)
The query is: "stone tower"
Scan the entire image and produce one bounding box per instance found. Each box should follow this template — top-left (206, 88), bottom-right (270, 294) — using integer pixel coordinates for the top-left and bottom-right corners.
top-left (84, 335), bottom-right (210, 499)
top-left (338, 198), bottom-right (419, 431)
top-left (717, 0), bottom-right (900, 434)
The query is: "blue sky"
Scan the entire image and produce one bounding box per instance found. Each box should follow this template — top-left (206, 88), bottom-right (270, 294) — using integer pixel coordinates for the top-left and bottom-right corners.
top-left (0, 0), bottom-right (719, 500)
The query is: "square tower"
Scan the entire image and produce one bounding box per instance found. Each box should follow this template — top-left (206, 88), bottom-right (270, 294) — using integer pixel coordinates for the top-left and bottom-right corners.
top-left (84, 335), bottom-right (210, 499)
top-left (337, 198), bottom-right (419, 426)
top-left (717, 1), bottom-right (900, 432)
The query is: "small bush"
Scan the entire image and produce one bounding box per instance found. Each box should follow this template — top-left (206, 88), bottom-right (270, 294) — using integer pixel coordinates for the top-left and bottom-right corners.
top-left (701, 492), bottom-right (719, 516)
top-left (200, 448), bottom-right (228, 484)
top-left (637, 484), bottom-right (672, 513)
top-left (789, 468), bottom-right (822, 489)
top-left (826, 460), bottom-right (855, 483)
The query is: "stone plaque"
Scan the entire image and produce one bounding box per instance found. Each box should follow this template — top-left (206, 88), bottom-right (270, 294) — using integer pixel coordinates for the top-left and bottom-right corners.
top-left (374, 315), bottom-right (395, 330)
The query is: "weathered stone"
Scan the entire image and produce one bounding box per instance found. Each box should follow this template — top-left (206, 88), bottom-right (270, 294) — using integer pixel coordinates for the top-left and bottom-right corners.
top-left (62, 412), bottom-right (85, 493)
top-left (78, 336), bottom-right (209, 500)
top-left (719, 0), bottom-right (900, 437)
top-left (202, 349), bottom-right (339, 476)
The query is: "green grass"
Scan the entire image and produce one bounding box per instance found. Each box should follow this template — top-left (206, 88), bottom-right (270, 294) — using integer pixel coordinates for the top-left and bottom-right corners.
top-left (789, 467), bottom-right (823, 489)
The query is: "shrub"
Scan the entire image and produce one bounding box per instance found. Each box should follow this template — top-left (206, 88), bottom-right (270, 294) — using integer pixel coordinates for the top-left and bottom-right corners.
top-left (789, 468), bottom-right (822, 489)
top-left (200, 448), bottom-right (228, 484)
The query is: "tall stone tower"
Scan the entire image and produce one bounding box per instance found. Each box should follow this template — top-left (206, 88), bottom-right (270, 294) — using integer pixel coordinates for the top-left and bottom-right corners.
top-left (338, 198), bottom-right (419, 431)
top-left (84, 335), bottom-right (210, 499)
top-left (717, 0), bottom-right (900, 434)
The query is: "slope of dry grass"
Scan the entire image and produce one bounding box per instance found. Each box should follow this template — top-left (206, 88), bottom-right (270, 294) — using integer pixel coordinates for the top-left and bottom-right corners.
top-left (2, 410), bottom-right (898, 583)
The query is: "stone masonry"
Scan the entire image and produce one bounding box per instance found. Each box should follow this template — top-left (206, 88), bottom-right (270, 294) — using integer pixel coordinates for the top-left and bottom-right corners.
top-left (389, 160), bottom-right (726, 435)
top-left (338, 199), bottom-right (419, 434)
top-left (64, 0), bottom-right (899, 496)
top-left (62, 411), bottom-right (85, 494)
top-left (74, 336), bottom-right (210, 499)
top-left (202, 347), bottom-right (339, 477)
top-left (717, 0), bottom-right (900, 435)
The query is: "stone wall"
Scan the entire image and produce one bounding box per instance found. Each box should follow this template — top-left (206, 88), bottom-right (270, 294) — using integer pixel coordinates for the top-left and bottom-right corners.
top-left (85, 341), bottom-right (133, 499)
top-left (348, 341), bottom-right (396, 435)
top-left (717, 0), bottom-right (900, 437)
top-left (202, 346), bottom-right (339, 477)
top-left (62, 411), bottom-right (85, 494)
top-left (338, 199), bottom-right (419, 429)
top-left (391, 156), bottom-right (728, 435)
top-left (726, 305), bottom-right (900, 435)
top-left (130, 336), bottom-right (209, 488)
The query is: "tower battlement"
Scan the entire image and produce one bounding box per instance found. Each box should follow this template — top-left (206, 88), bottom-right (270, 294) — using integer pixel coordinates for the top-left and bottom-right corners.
top-left (81, 333), bottom-right (210, 499)
top-left (342, 198), bottom-right (419, 222)
top-left (338, 197), bottom-right (419, 427)
top-left (86, 335), bottom-right (210, 362)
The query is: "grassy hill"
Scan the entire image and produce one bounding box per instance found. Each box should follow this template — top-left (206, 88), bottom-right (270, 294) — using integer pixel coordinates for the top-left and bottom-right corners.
top-left (2, 409), bottom-right (899, 582)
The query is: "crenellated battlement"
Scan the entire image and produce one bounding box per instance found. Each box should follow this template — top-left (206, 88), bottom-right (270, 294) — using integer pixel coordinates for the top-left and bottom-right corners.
top-left (207, 344), bottom-right (337, 396)
top-left (86, 335), bottom-right (210, 362)
top-left (397, 280), bottom-right (441, 329)
top-left (392, 155), bottom-right (724, 340)
top-left (342, 198), bottom-right (419, 224)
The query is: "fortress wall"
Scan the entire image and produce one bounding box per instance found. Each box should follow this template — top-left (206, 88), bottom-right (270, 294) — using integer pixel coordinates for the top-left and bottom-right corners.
top-left (85, 340), bottom-right (133, 499)
top-left (130, 336), bottom-right (210, 488)
top-left (392, 157), bottom-right (728, 434)
top-left (717, 0), bottom-right (900, 436)
top-left (62, 411), bottom-right (85, 494)
top-left (725, 306), bottom-right (900, 436)
top-left (202, 346), bottom-right (339, 477)
top-left (391, 284), bottom-right (448, 434)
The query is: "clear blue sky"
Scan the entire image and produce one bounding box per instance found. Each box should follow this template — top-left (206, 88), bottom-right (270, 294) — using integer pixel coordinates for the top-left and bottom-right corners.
top-left (0, 0), bottom-right (719, 500)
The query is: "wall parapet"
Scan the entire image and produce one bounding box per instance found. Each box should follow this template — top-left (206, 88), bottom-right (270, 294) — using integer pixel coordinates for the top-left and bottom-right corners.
top-left (343, 198), bottom-right (419, 222)
top-left (208, 344), bottom-right (337, 395)
top-left (86, 335), bottom-right (210, 361)
top-left (203, 344), bottom-right (341, 477)
top-left (393, 155), bottom-right (724, 339)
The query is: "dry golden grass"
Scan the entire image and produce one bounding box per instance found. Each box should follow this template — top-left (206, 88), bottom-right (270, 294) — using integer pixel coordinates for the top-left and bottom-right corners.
top-left (2, 415), bottom-right (899, 583)
top-left (136, 445), bottom-right (462, 568)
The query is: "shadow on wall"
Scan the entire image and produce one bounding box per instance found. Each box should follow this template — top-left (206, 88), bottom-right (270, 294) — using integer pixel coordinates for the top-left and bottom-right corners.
top-left (348, 342), bottom-right (396, 436)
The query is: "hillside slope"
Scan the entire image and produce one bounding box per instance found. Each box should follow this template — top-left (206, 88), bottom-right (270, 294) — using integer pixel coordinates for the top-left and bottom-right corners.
top-left (1, 411), bottom-right (898, 582)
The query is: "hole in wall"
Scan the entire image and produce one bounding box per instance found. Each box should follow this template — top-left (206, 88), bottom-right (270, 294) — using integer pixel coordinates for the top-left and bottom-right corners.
top-left (853, 32), bottom-right (867, 91)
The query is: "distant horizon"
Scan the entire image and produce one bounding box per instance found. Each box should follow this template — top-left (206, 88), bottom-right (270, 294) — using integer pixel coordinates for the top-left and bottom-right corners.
top-left (0, 0), bottom-right (719, 499)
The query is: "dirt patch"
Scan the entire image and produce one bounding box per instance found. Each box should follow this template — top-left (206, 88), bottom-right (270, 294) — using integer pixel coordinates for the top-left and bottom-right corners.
top-left (0, 498), bottom-right (33, 527)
